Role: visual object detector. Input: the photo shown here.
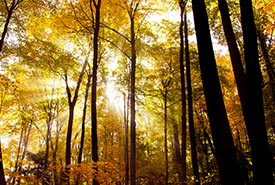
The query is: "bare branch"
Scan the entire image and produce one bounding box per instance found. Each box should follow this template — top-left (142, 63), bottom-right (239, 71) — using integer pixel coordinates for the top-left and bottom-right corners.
top-left (99, 36), bottom-right (131, 60)
top-left (100, 22), bottom-right (131, 43)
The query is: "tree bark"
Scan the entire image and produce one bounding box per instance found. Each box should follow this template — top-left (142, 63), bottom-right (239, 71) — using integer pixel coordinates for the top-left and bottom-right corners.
top-left (240, 0), bottom-right (274, 184)
top-left (75, 73), bottom-right (91, 185)
top-left (129, 3), bottom-right (138, 185)
top-left (78, 74), bottom-right (91, 165)
top-left (172, 117), bottom-right (182, 181)
top-left (179, 1), bottom-right (187, 184)
top-left (191, 0), bottom-right (244, 184)
top-left (91, 0), bottom-right (101, 185)
top-left (0, 0), bottom-right (15, 53)
top-left (185, 13), bottom-right (200, 185)
top-left (0, 140), bottom-right (6, 185)
top-left (0, 0), bottom-right (24, 53)
top-left (258, 29), bottom-right (275, 130)
top-left (124, 92), bottom-right (129, 185)
top-left (64, 59), bottom-right (88, 185)
top-left (163, 89), bottom-right (169, 185)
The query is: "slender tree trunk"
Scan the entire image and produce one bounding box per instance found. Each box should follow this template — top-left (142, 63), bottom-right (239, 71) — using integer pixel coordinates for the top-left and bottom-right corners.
top-left (0, 0), bottom-right (24, 53)
top-left (75, 73), bottom-right (91, 185)
top-left (65, 101), bottom-right (75, 166)
top-left (78, 74), bottom-right (91, 165)
top-left (258, 30), bottom-right (275, 101)
top-left (45, 119), bottom-right (51, 171)
top-left (51, 121), bottom-right (61, 184)
top-left (203, 129), bottom-right (216, 157)
top-left (191, 0), bottom-right (244, 184)
top-left (236, 131), bottom-right (250, 185)
top-left (11, 120), bottom-right (32, 185)
top-left (163, 91), bottom-right (169, 185)
top-left (0, 1), bottom-right (15, 53)
top-left (129, 3), bottom-right (138, 185)
top-left (91, 1), bottom-right (101, 185)
top-left (124, 93), bottom-right (129, 185)
top-left (201, 129), bottom-right (210, 177)
top-left (0, 140), bottom-right (6, 185)
top-left (240, 0), bottom-right (274, 184)
top-left (185, 13), bottom-right (200, 185)
top-left (11, 124), bottom-right (24, 185)
top-left (258, 29), bottom-right (275, 130)
top-left (172, 117), bottom-right (182, 181)
top-left (64, 60), bottom-right (88, 184)
top-left (179, 1), bottom-right (187, 184)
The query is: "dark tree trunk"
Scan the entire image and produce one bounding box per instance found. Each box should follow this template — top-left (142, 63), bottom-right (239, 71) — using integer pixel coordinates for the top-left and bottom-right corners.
top-left (52, 121), bottom-right (61, 184)
top-left (0, 1), bottom-right (15, 53)
top-left (240, 0), bottom-right (274, 184)
top-left (203, 129), bottom-right (216, 157)
top-left (45, 119), bottom-right (50, 171)
top-left (179, 1), bottom-right (187, 184)
top-left (64, 59), bottom-right (88, 184)
top-left (0, 140), bottom-right (6, 185)
top-left (78, 74), bottom-right (91, 165)
top-left (172, 117), bottom-right (182, 181)
top-left (75, 73), bottom-right (91, 185)
top-left (191, 0), bottom-right (244, 184)
top-left (163, 90), bottom-right (169, 185)
top-left (184, 13), bottom-right (200, 185)
top-left (44, 98), bottom-right (57, 171)
top-left (0, 0), bottom-right (24, 53)
top-left (12, 120), bottom-right (32, 185)
top-left (124, 93), bottom-right (129, 185)
top-left (65, 99), bottom-right (75, 166)
top-left (91, 1), bottom-right (101, 185)
top-left (258, 29), bottom-right (275, 130)
top-left (129, 3), bottom-right (139, 185)
top-left (217, 0), bottom-right (247, 103)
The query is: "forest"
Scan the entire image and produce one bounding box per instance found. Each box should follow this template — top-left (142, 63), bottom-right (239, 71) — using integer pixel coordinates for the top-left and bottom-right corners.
top-left (0, 0), bottom-right (275, 184)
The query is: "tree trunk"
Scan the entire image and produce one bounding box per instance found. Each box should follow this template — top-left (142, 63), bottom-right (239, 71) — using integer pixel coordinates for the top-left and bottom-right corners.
top-left (51, 120), bottom-right (61, 184)
top-left (191, 0), bottom-right (244, 184)
top-left (129, 3), bottom-right (138, 185)
top-left (179, 1), bottom-right (187, 184)
top-left (258, 29), bottom-right (275, 131)
top-left (163, 90), bottom-right (169, 185)
top-left (78, 74), bottom-right (91, 165)
top-left (75, 73), bottom-right (91, 185)
top-left (240, 0), bottom-right (274, 184)
top-left (185, 13), bottom-right (200, 185)
top-left (172, 117), bottom-right (182, 181)
top-left (124, 93), bottom-right (129, 185)
top-left (0, 140), bottom-right (6, 185)
top-left (0, 1), bottom-right (15, 53)
top-left (64, 60), bottom-right (88, 184)
top-left (91, 1), bottom-right (101, 185)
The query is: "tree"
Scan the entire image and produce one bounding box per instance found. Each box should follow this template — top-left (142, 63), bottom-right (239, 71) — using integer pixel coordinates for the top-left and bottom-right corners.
top-left (90, 1), bottom-right (101, 185)
top-left (161, 76), bottom-right (171, 185)
top-left (63, 58), bottom-right (88, 183)
top-left (191, 0), bottom-right (244, 184)
top-left (0, 141), bottom-right (6, 185)
top-left (129, 2), bottom-right (138, 183)
top-left (218, 0), bottom-right (274, 183)
top-left (185, 12), bottom-right (200, 185)
top-left (76, 69), bottom-right (92, 185)
top-left (179, 1), bottom-right (187, 184)
top-left (0, 0), bottom-right (24, 53)
top-left (239, 0), bottom-right (274, 183)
